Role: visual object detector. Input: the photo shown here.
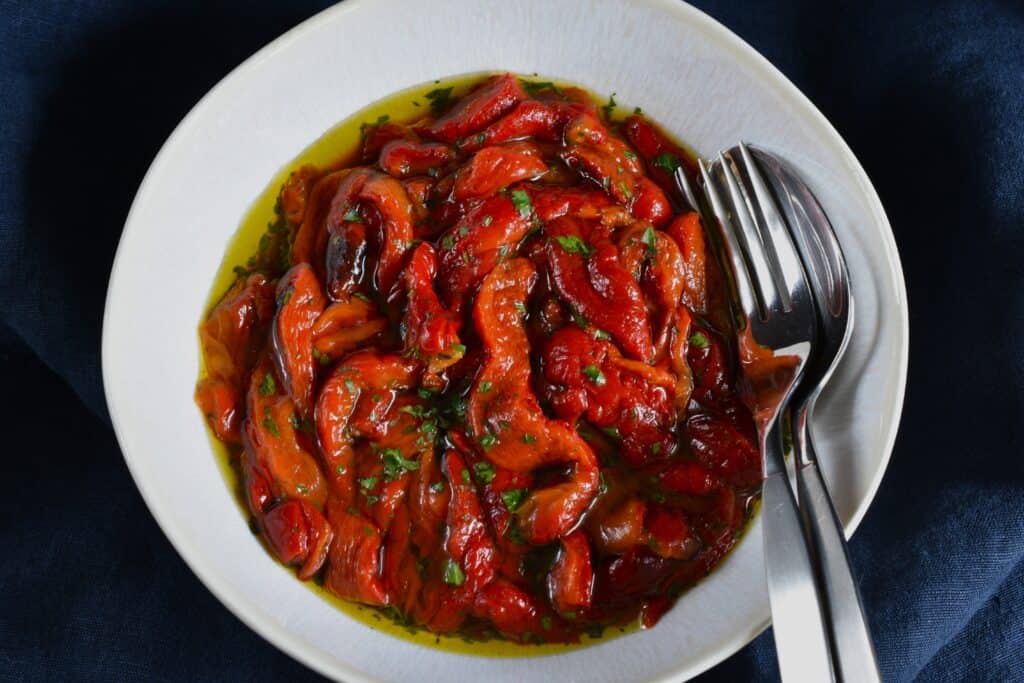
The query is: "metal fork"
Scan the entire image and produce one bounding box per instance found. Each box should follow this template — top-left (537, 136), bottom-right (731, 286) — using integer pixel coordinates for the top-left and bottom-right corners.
top-left (677, 153), bottom-right (835, 681)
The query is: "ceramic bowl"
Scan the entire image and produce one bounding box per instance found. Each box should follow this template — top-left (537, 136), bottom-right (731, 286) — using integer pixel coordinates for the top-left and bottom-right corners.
top-left (102, 1), bottom-right (908, 680)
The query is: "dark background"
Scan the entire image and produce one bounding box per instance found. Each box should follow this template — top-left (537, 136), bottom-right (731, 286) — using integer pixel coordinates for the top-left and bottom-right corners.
top-left (1, 1), bottom-right (1022, 681)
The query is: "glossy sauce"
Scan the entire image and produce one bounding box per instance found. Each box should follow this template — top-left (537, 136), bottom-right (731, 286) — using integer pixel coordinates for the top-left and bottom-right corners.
top-left (196, 73), bottom-right (760, 654)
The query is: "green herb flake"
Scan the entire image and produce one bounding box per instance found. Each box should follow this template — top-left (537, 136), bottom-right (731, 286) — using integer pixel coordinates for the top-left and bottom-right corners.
top-left (478, 380), bottom-right (492, 393)
top-left (258, 373), bottom-right (276, 396)
top-left (592, 328), bottom-right (612, 341)
top-left (262, 417), bottom-right (280, 438)
top-left (601, 92), bottom-right (617, 120)
top-left (541, 615), bottom-right (553, 631)
top-left (520, 80), bottom-right (559, 97)
top-left (473, 461), bottom-right (496, 484)
top-left (342, 207), bottom-right (363, 223)
top-left (358, 476), bottom-right (378, 491)
top-left (440, 234), bottom-right (455, 250)
top-left (381, 448), bottom-right (420, 480)
top-left (501, 488), bottom-right (528, 511)
top-left (599, 472), bottom-right (609, 494)
top-left (623, 150), bottom-right (637, 160)
top-left (653, 152), bottom-right (681, 174)
top-left (425, 86), bottom-right (455, 114)
top-left (479, 433), bottom-right (498, 450)
top-left (442, 557), bottom-right (466, 586)
top-left (430, 481), bottom-right (445, 493)
top-left (601, 425), bottom-right (621, 439)
top-left (460, 468), bottom-right (471, 484)
top-left (511, 190), bottom-right (533, 218)
top-left (619, 181), bottom-right (634, 200)
top-left (482, 215), bottom-right (494, 226)
top-left (336, 465), bottom-right (347, 475)
top-left (451, 342), bottom-right (467, 355)
top-left (554, 234), bottom-right (593, 257)
top-left (641, 225), bottom-right (658, 258)
top-left (689, 331), bottom-right (710, 349)
top-left (583, 365), bottom-right (607, 386)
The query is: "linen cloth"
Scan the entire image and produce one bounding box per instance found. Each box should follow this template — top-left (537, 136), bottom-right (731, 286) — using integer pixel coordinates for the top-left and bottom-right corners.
top-left (1, 1), bottom-right (1022, 680)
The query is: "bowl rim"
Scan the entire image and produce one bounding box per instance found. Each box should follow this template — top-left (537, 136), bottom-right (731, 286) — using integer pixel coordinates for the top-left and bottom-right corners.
top-left (102, 1), bottom-right (909, 680)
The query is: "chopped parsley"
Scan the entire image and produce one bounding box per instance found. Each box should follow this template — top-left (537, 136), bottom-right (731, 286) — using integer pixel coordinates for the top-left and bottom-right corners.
top-left (473, 461), bottom-right (496, 484)
top-left (443, 557), bottom-right (466, 586)
top-left (262, 417), bottom-right (280, 438)
top-left (601, 425), bottom-right (621, 439)
top-left (592, 328), bottom-right (612, 341)
top-left (554, 234), bottom-right (593, 257)
top-left (479, 433), bottom-right (498, 450)
top-left (619, 181), bottom-right (634, 200)
top-left (258, 373), bottom-right (276, 396)
top-left (460, 468), bottom-right (471, 484)
top-left (522, 434), bottom-right (537, 444)
top-left (478, 380), bottom-right (492, 393)
top-left (520, 79), bottom-right (560, 97)
top-left (689, 331), bottom-right (710, 349)
top-left (641, 225), bottom-right (658, 258)
top-left (430, 481), bottom-right (446, 493)
top-left (501, 488), bottom-right (528, 511)
top-left (482, 215), bottom-right (494, 226)
top-left (381, 448), bottom-right (420, 481)
top-left (583, 365), bottom-right (607, 386)
top-left (511, 190), bottom-right (533, 218)
top-left (440, 234), bottom-right (455, 250)
top-left (601, 92), bottom-right (617, 120)
top-left (653, 152), bottom-right (681, 174)
top-left (342, 207), bottom-right (363, 223)
top-left (425, 87), bottom-right (455, 114)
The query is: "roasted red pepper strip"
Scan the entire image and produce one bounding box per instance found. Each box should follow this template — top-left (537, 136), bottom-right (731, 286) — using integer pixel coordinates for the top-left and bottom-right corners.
top-left (442, 448), bottom-right (499, 593)
top-left (244, 360), bottom-right (327, 507)
top-left (665, 211), bottom-right (707, 314)
top-left (468, 259), bottom-right (600, 545)
top-left (548, 530), bottom-right (594, 615)
top-left (423, 73), bottom-right (525, 143)
top-left (401, 242), bottom-right (463, 381)
top-left (545, 216), bottom-right (655, 362)
top-left (453, 142), bottom-right (548, 200)
top-left (378, 139), bottom-right (455, 178)
top-left (315, 352), bottom-right (418, 503)
top-left (196, 273), bottom-right (275, 442)
top-left (272, 263), bottom-right (327, 418)
top-left (437, 194), bottom-right (534, 311)
top-left (324, 499), bottom-right (388, 606)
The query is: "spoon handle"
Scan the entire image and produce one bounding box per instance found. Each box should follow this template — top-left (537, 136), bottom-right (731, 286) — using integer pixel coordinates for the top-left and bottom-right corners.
top-left (796, 423), bottom-right (882, 683)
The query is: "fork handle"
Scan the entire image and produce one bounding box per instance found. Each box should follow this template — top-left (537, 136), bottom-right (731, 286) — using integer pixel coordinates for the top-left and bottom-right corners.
top-left (795, 445), bottom-right (882, 683)
top-left (763, 469), bottom-right (836, 682)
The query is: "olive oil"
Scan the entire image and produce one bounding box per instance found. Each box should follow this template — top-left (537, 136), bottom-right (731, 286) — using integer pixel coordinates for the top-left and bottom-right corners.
top-left (197, 72), bottom-right (649, 656)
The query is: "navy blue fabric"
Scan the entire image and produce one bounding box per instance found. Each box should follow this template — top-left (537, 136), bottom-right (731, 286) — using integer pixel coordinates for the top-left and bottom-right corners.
top-left (1, 1), bottom-right (1022, 680)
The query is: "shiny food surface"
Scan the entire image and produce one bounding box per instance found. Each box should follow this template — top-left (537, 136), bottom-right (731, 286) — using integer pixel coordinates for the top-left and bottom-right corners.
top-left (195, 73), bottom-right (760, 647)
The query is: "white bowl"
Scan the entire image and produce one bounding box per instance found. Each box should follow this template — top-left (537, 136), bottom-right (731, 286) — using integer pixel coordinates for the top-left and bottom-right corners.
top-left (102, 0), bottom-right (908, 680)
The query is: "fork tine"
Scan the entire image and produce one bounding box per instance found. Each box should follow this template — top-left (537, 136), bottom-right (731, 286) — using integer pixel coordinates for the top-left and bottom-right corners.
top-left (717, 152), bottom-right (781, 317)
top-left (673, 166), bottom-right (700, 212)
top-left (694, 160), bottom-right (759, 319)
top-left (736, 143), bottom-right (809, 311)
